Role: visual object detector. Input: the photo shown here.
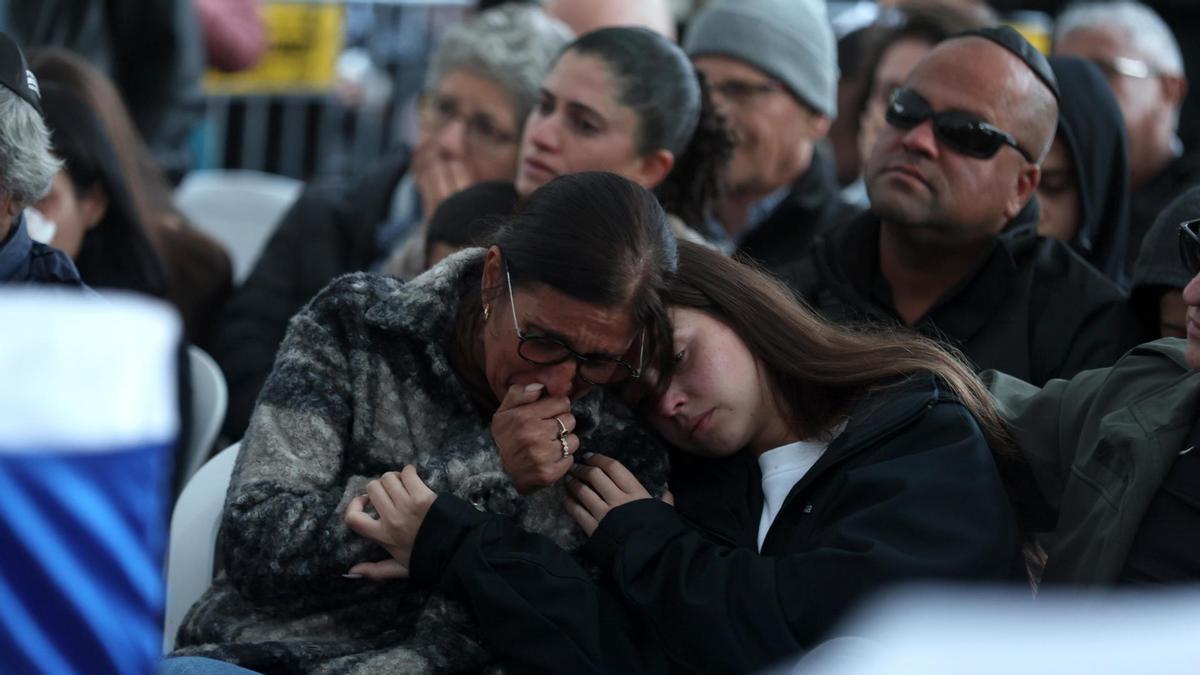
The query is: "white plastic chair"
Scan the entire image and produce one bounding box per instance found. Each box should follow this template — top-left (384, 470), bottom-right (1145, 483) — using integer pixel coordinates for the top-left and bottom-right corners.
top-left (174, 169), bottom-right (303, 283)
top-left (163, 441), bottom-right (241, 654)
top-left (182, 346), bottom-right (228, 488)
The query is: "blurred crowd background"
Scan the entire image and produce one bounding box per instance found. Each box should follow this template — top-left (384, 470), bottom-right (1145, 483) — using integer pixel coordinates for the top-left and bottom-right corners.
top-left (4, 0), bottom-right (1197, 184)
top-left (5, 2), bottom-right (1200, 672)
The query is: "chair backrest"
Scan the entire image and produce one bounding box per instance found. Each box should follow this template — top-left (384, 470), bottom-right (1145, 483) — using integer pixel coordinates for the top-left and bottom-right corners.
top-left (173, 169), bottom-right (303, 283)
top-left (182, 346), bottom-right (228, 488)
top-left (163, 441), bottom-right (241, 654)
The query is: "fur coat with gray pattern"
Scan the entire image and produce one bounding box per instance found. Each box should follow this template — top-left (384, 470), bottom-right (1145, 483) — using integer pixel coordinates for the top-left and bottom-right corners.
top-left (173, 250), bottom-right (670, 673)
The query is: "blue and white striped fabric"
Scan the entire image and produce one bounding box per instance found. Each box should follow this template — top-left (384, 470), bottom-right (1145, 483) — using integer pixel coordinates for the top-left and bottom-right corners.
top-left (0, 289), bottom-right (180, 675)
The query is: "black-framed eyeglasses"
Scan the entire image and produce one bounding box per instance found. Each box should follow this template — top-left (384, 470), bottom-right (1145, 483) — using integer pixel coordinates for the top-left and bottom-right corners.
top-left (885, 87), bottom-right (1035, 163)
top-left (420, 92), bottom-right (518, 153)
top-left (1179, 218), bottom-right (1200, 275)
top-left (708, 78), bottom-right (785, 105)
top-left (503, 260), bottom-right (644, 385)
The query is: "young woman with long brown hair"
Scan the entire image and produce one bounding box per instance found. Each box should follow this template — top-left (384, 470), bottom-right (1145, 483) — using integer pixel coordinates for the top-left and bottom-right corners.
top-left (345, 240), bottom-right (1026, 674)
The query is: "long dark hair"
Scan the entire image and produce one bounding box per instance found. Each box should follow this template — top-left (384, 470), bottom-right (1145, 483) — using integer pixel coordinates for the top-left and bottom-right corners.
top-left (565, 27), bottom-right (732, 232)
top-left (29, 48), bottom-right (190, 252)
top-left (665, 242), bottom-right (1017, 465)
top-left (40, 82), bottom-right (166, 296)
top-left (666, 243), bottom-right (1047, 571)
top-left (486, 171), bottom-right (679, 379)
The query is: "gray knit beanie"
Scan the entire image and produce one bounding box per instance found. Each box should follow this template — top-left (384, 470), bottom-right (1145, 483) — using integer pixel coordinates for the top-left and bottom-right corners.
top-left (684, 0), bottom-right (838, 118)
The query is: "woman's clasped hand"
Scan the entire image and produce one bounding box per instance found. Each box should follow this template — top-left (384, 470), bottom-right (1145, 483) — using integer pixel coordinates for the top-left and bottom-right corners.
top-left (347, 451), bottom-right (669, 576)
top-left (344, 466), bottom-right (437, 580)
top-left (564, 454), bottom-right (672, 536)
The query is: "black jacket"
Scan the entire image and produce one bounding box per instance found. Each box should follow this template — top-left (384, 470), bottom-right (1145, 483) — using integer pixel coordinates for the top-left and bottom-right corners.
top-left (1130, 151), bottom-right (1200, 274)
top-left (408, 373), bottom-right (1022, 674)
top-left (732, 148), bottom-right (862, 274)
top-left (0, 214), bottom-right (84, 286)
top-left (1050, 56), bottom-right (1132, 289)
top-left (1132, 185), bottom-right (1200, 338)
top-left (211, 152), bottom-right (408, 439)
top-left (780, 206), bottom-right (1139, 386)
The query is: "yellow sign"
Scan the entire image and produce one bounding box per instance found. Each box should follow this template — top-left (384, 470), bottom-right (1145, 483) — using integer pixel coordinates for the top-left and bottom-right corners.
top-left (1004, 20), bottom-right (1052, 56)
top-left (204, 3), bottom-right (344, 95)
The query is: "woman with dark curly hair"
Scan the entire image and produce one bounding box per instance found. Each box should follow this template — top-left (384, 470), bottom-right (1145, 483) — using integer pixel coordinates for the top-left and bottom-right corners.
top-left (513, 25), bottom-right (731, 237)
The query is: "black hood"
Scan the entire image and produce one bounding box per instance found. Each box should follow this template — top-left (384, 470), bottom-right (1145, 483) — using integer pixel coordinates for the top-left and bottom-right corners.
top-left (1131, 184), bottom-right (1200, 324)
top-left (1048, 56), bottom-right (1132, 288)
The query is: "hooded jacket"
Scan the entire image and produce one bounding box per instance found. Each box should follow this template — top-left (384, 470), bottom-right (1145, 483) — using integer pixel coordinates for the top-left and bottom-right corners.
top-left (1049, 56), bottom-right (1132, 289)
top-left (781, 203), bottom-right (1139, 386)
top-left (1131, 184), bottom-right (1200, 338)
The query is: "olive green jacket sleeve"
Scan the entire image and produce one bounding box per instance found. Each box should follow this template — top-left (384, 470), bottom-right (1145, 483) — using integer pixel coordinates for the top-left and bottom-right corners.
top-left (982, 338), bottom-right (1200, 585)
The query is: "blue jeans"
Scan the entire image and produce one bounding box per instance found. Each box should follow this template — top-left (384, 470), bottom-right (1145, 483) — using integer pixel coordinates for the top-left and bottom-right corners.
top-left (161, 657), bottom-right (261, 674)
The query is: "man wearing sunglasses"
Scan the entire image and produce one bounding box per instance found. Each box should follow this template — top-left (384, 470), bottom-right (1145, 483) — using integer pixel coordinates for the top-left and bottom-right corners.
top-left (984, 220), bottom-right (1200, 585)
top-left (783, 26), bottom-right (1137, 387)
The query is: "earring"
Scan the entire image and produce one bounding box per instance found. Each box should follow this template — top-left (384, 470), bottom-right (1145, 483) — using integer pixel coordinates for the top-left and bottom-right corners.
top-left (482, 304), bottom-right (491, 322)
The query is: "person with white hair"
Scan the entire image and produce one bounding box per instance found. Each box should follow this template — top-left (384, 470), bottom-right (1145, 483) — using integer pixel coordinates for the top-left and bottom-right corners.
top-left (0, 32), bottom-right (80, 286)
top-left (1054, 0), bottom-right (1198, 272)
top-left (211, 5), bottom-right (572, 441)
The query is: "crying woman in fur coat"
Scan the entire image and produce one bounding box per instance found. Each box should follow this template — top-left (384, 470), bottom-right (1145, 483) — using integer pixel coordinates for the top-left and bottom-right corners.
top-left (173, 173), bottom-right (674, 674)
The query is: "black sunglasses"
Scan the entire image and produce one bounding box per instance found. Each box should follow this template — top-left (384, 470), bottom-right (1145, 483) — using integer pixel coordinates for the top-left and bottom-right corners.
top-left (1180, 218), bottom-right (1200, 275)
top-left (885, 88), bottom-right (1034, 163)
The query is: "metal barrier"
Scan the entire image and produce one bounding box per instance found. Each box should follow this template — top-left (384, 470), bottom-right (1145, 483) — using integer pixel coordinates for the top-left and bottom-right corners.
top-left (195, 1), bottom-right (469, 182)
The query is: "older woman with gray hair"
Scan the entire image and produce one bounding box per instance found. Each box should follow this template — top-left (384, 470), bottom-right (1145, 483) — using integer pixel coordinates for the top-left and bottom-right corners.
top-left (0, 32), bottom-right (79, 285)
top-left (383, 4), bottom-right (574, 278)
top-left (211, 5), bottom-right (572, 440)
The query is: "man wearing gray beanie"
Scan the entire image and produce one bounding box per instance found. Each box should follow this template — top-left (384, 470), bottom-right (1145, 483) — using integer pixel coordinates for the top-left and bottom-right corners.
top-left (685, 0), bottom-right (857, 272)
